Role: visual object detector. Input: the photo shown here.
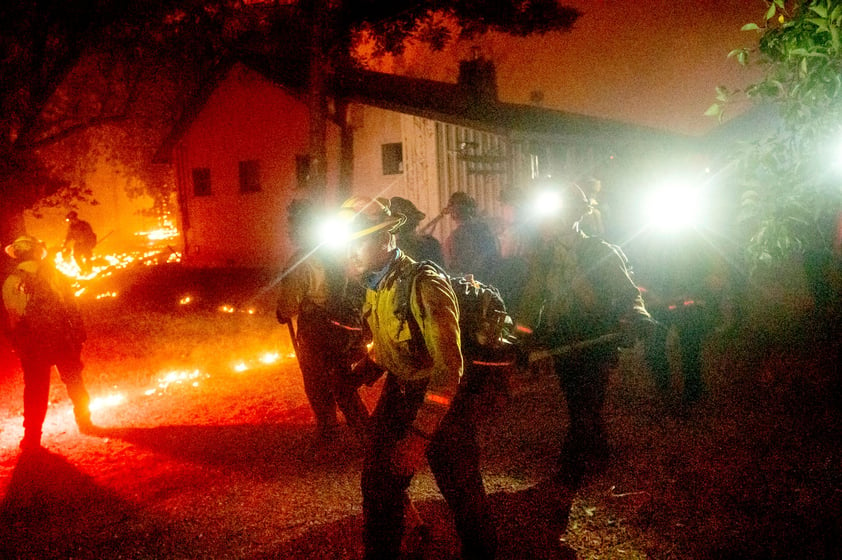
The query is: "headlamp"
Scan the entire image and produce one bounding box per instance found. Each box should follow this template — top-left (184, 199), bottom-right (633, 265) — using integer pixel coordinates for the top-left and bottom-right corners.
top-left (643, 184), bottom-right (704, 232)
top-left (316, 215), bottom-right (354, 249)
top-left (530, 189), bottom-right (563, 218)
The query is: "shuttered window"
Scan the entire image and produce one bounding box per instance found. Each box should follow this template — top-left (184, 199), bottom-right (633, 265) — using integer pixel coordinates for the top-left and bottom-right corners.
top-left (192, 168), bottom-right (212, 197)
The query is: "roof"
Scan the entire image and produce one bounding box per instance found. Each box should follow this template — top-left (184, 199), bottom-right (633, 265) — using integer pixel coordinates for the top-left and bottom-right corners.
top-left (153, 55), bottom-right (309, 164)
top-left (153, 56), bottom-right (687, 164)
top-left (334, 68), bottom-right (687, 148)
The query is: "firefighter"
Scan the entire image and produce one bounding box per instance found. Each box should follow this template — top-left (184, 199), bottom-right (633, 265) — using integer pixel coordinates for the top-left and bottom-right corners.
top-left (339, 196), bottom-right (497, 560)
top-left (635, 228), bottom-right (729, 408)
top-left (63, 211), bottom-right (97, 274)
top-left (276, 199), bottom-right (370, 453)
top-left (516, 182), bottom-right (653, 486)
top-left (442, 191), bottom-right (500, 282)
top-left (389, 196), bottom-right (445, 266)
top-left (2, 235), bottom-right (95, 451)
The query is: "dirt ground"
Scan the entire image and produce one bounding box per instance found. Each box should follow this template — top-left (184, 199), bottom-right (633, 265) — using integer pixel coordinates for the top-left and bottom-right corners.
top-left (0, 264), bottom-right (840, 559)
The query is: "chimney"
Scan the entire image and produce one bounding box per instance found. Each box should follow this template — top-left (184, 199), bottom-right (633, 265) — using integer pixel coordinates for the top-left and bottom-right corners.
top-left (457, 47), bottom-right (498, 104)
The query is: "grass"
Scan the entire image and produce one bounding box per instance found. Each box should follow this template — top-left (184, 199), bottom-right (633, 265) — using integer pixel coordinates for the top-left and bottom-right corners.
top-left (0, 262), bottom-right (840, 559)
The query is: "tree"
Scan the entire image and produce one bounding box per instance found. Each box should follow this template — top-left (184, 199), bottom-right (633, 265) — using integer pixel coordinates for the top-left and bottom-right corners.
top-left (709, 0), bottom-right (842, 273)
top-left (300, 0), bottom-right (581, 200)
top-left (0, 0), bottom-right (295, 245)
top-left (1, 0), bottom-right (581, 244)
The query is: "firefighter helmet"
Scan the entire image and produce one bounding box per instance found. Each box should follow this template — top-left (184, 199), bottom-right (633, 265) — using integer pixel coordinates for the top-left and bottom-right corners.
top-left (338, 196), bottom-right (406, 240)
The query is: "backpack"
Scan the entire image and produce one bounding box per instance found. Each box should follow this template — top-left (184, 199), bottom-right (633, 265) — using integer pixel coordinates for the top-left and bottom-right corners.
top-left (395, 261), bottom-right (516, 371)
top-left (12, 267), bottom-right (84, 354)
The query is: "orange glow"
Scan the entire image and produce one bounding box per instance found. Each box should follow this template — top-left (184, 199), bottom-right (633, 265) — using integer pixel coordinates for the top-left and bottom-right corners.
top-left (149, 369), bottom-right (205, 394)
top-left (136, 226), bottom-right (179, 242)
top-left (259, 352), bottom-right (280, 364)
top-left (219, 305), bottom-right (235, 313)
top-left (55, 246), bottom-right (183, 291)
top-left (179, 295), bottom-right (193, 305)
top-left (234, 362), bottom-right (249, 372)
top-left (90, 393), bottom-right (126, 411)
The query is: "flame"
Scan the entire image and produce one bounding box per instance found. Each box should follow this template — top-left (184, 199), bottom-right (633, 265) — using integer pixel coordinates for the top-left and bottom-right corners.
top-left (259, 352), bottom-right (280, 364)
top-left (90, 393), bottom-right (126, 411)
top-left (151, 369), bottom-right (204, 393)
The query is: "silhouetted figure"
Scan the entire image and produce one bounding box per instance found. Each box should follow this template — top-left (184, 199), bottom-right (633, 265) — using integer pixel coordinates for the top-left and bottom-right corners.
top-left (637, 237), bottom-right (727, 408)
top-left (2, 235), bottom-right (95, 450)
top-left (63, 211), bottom-right (96, 274)
top-left (276, 200), bottom-right (370, 453)
top-left (578, 177), bottom-right (606, 238)
top-left (389, 196), bottom-right (445, 266)
top-left (442, 191), bottom-right (500, 283)
top-left (516, 183), bottom-right (653, 484)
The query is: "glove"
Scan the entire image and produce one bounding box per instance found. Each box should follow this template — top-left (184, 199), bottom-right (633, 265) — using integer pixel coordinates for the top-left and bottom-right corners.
top-left (391, 431), bottom-right (430, 477)
top-left (350, 354), bottom-right (386, 386)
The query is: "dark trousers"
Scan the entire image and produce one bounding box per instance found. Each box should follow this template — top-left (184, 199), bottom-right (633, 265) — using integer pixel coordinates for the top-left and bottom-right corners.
top-left (362, 375), bottom-right (497, 560)
top-left (645, 306), bottom-right (713, 404)
top-left (297, 315), bottom-right (369, 437)
top-left (20, 346), bottom-right (90, 438)
top-left (553, 346), bottom-right (613, 481)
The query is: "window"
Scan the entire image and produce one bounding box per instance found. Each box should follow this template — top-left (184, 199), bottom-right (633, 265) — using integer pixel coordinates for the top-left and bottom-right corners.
top-left (381, 142), bottom-right (403, 175)
top-left (295, 155), bottom-right (311, 190)
top-left (192, 168), bottom-right (211, 197)
top-left (239, 160), bottom-right (261, 193)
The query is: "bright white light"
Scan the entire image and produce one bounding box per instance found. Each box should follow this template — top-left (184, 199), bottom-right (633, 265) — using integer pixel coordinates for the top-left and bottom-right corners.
top-left (318, 216), bottom-right (353, 248)
top-left (530, 189), bottom-right (563, 218)
top-left (234, 362), bottom-right (249, 372)
top-left (644, 184), bottom-right (704, 231)
top-left (259, 352), bottom-right (280, 364)
top-left (90, 393), bottom-right (126, 411)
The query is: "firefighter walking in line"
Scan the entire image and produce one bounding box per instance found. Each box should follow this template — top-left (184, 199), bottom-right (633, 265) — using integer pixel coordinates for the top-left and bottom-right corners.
top-left (276, 199), bottom-right (370, 452)
top-left (339, 196), bottom-right (497, 560)
top-left (516, 182), bottom-right (653, 486)
top-left (2, 235), bottom-right (95, 451)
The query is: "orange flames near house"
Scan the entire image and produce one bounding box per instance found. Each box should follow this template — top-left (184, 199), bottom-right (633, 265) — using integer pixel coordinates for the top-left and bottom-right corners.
top-left (34, 222), bottom-right (300, 437)
top-left (55, 224), bottom-right (182, 298)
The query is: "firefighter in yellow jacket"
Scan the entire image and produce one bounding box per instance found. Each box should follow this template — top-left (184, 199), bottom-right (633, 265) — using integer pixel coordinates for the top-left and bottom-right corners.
top-left (2, 235), bottom-right (95, 451)
top-left (339, 196), bottom-right (497, 560)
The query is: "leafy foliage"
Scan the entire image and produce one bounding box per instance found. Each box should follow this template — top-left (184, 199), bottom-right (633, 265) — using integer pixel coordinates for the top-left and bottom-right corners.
top-left (344, 0), bottom-right (579, 57)
top-left (710, 0), bottom-right (842, 271)
top-left (0, 0), bottom-right (580, 238)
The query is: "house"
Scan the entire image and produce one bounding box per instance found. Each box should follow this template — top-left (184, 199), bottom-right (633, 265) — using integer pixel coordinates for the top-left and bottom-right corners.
top-left (155, 57), bottom-right (690, 267)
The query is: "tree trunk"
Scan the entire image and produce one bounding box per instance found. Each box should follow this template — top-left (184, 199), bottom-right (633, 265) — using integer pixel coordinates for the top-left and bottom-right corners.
top-left (336, 99), bottom-right (354, 202)
top-left (307, 0), bottom-right (328, 203)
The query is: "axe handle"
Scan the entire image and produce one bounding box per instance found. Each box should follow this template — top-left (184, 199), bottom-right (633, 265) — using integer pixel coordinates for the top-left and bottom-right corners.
top-left (528, 332), bottom-right (622, 363)
top-left (284, 319), bottom-right (301, 357)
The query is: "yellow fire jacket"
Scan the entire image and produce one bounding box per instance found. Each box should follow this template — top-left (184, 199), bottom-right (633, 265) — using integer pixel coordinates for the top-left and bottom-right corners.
top-left (363, 252), bottom-right (462, 400)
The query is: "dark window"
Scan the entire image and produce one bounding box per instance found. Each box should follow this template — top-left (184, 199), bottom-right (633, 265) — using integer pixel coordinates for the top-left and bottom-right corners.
top-left (192, 168), bottom-right (211, 197)
top-left (295, 155), bottom-right (311, 190)
top-left (239, 160), bottom-right (261, 193)
top-left (382, 143), bottom-right (403, 175)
